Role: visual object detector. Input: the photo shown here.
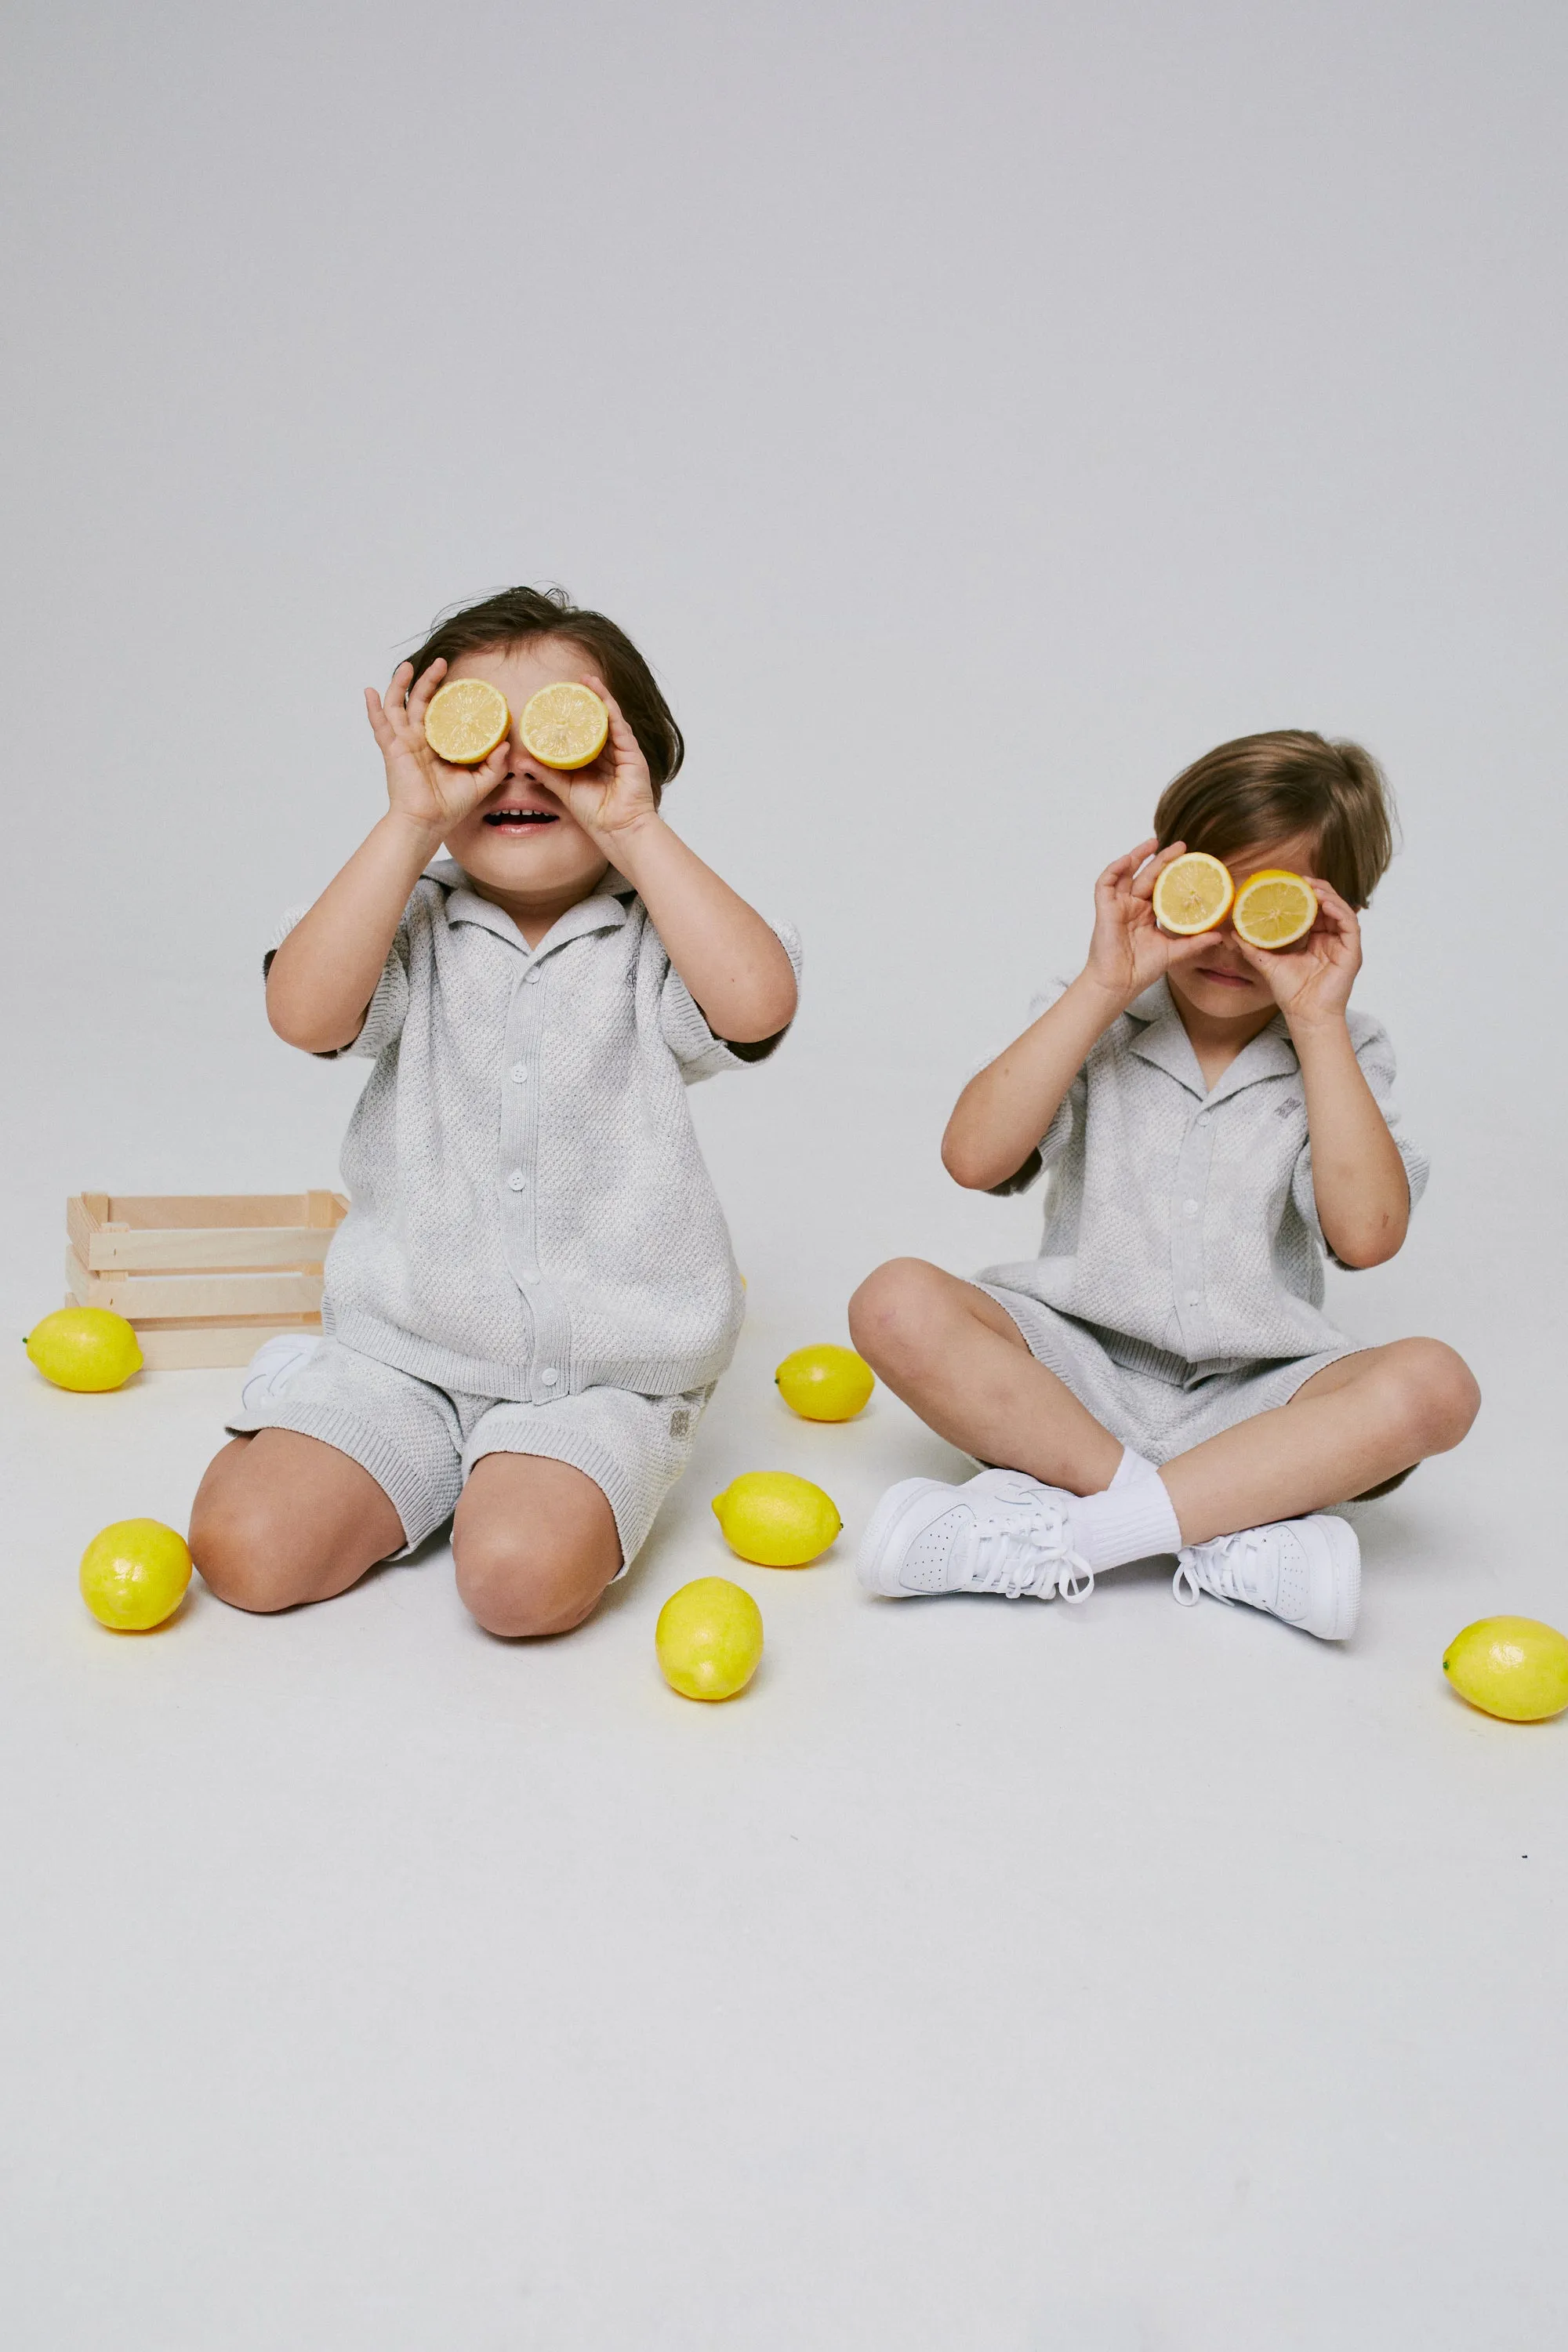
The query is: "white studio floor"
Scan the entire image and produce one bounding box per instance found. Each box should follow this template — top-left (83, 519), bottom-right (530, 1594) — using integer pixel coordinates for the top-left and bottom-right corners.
top-left (3, 1246), bottom-right (1563, 2351)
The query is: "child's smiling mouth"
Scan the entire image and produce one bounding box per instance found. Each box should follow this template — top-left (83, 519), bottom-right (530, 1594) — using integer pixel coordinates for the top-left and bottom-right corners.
top-left (482, 805), bottom-right (561, 832)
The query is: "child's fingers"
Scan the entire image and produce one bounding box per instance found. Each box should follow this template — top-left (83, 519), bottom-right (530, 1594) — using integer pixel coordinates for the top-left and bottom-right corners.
top-left (472, 740), bottom-right (511, 792)
top-left (364, 687), bottom-right (397, 748)
top-left (1131, 840), bottom-right (1187, 902)
top-left (1305, 879), bottom-right (1358, 935)
top-left (1096, 838), bottom-right (1159, 895)
top-left (579, 671), bottom-right (641, 759)
top-left (404, 658), bottom-right (446, 719)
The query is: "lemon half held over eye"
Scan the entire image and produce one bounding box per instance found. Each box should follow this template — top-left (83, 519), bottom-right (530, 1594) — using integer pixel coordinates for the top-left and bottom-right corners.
top-left (423, 677), bottom-right (511, 765)
top-left (1151, 851), bottom-right (1234, 936)
top-left (519, 683), bottom-right (610, 771)
top-left (1232, 869), bottom-right (1319, 950)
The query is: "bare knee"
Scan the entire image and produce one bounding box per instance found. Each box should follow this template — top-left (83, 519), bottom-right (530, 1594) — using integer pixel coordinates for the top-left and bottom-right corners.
top-left (453, 1529), bottom-right (611, 1639)
top-left (1374, 1339), bottom-right (1481, 1460)
top-left (189, 1488), bottom-right (332, 1613)
top-left (848, 1258), bottom-right (954, 1376)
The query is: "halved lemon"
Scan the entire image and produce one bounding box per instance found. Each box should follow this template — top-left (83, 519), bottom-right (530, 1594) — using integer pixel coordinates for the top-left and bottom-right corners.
top-left (1232, 869), bottom-right (1319, 950)
top-left (423, 677), bottom-right (510, 765)
top-left (1152, 851), bottom-right (1234, 935)
top-left (519, 682), bottom-right (610, 771)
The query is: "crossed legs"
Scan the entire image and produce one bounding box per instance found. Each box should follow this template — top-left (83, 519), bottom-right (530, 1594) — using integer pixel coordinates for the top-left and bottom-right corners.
top-left (848, 1258), bottom-right (1480, 1548)
top-left (190, 1432), bottom-right (622, 1635)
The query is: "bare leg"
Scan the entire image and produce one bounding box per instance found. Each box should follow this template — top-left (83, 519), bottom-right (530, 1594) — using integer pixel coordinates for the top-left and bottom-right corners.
top-left (850, 1261), bottom-right (1481, 1555)
top-left (189, 1430), bottom-right (406, 1612)
top-left (1157, 1340), bottom-right (1480, 1544)
top-left (848, 1258), bottom-right (1123, 1494)
top-left (452, 1454), bottom-right (622, 1638)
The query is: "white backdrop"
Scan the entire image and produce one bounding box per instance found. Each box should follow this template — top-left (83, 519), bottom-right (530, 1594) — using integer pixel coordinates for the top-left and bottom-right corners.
top-left (4, 0), bottom-right (1564, 1407)
top-left (3, 8), bottom-right (1567, 2343)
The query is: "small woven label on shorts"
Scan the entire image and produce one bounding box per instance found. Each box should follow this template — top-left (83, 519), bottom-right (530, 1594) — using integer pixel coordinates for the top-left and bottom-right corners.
top-left (670, 1408), bottom-right (692, 1439)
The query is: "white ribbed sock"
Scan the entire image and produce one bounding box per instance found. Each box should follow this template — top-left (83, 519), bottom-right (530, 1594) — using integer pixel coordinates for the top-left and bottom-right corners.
top-left (1069, 1473), bottom-right (1183, 1570)
top-left (1109, 1446), bottom-right (1160, 1491)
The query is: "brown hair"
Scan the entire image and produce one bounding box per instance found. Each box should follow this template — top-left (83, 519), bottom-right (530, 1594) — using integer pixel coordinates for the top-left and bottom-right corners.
top-left (402, 584), bottom-right (684, 798)
top-left (1153, 729), bottom-right (1397, 907)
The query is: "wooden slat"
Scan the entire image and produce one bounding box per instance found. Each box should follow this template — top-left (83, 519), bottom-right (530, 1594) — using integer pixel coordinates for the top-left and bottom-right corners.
top-left (67, 1193), bottom-right (345, 1271)
top-left (65, 1248), bottom-right (325, 1320)
top-left (67, 1196), bottom-right (100, 1262)
top-left (86, 1225), bottom-right (335, 1272)
top-left (100, 1193), bottom-right (318, 1229)
top-left (132, 1318), bottom-right (322, 1370)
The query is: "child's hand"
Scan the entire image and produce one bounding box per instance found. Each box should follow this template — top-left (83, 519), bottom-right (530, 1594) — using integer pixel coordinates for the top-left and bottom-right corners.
top-left (548, 673), bottom-right (659, 847)
top-left (363, 659), bottom-right (511, 840)
top-left (1081, 840), bottom-right (1218, 1007)
top-left (1234, 879), bottom-right (1362, 1031)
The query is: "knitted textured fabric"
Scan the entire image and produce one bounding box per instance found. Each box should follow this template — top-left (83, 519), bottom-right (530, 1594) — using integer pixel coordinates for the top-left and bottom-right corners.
top-left (977, 976), bottom-right (1428, 1370)
top-left (270, 862), bottom-right (801, 1403)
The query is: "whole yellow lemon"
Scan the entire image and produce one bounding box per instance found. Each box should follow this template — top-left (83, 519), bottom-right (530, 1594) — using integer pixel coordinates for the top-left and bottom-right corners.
top-left (80, 1518), bottom-right (192, 1632)
top-left (26, 1307), bottom-right (143, 1392)
top-left (712, 1471), bottom-right (842, 1567)
top-left (656, 1577), bottom-right (764, 1700)
top-left (1443, 1616), bottom-right (1568, 1722)
top-left (775, 1343), bottom-right (875, 1422)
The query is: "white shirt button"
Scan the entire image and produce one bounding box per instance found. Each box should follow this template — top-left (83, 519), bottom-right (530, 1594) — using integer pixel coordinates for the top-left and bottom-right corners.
top-left (524, 970), bottom-right (541, 985)
top-left (1183, 1198), bottom-right (1200, 1215)
top-left (510, 1062), bottom-right (528, 1083)
top-left (1185, 1289), bottom-right (1201, 1306)
top-left (519, 1269), bottom-right (536, 1283)
top-left (540, 1367), bottom-right (559, 1385)
top-left (506, 1169), bottom-right (526, 1191)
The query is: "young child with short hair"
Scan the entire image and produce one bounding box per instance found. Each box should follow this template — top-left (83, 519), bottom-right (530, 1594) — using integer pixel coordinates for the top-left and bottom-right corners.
top-left (851, 730), bottom-right (1478, 1640)
top-left (191, 586), bottom-right (800, 1636)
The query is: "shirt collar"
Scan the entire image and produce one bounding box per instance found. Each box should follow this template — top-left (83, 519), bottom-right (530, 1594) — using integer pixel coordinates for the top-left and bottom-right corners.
top-left (425, 858), bottom-right (634, 959)
top-left (1125, 977), bottom-right (1299, 1104)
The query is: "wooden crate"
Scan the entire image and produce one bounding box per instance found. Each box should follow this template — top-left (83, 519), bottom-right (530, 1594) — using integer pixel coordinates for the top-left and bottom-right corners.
top-left (65, 1192), bottom-right (347, 1369)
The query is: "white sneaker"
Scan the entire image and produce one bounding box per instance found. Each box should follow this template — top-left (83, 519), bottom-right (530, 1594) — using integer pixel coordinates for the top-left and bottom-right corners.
top-left (857, 1469), bottom-right (1095, 1602)
top-left (239, 1331), bottom-right (321, 1414)
top-left (1172, 1514), bottom-right (1360, 1641)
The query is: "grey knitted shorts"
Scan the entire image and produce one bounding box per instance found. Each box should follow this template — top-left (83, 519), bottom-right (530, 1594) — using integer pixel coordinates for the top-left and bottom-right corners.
top-left (227, 1336), bottom-right (713, 1573)
top-left (974, 1284), bottom-right (1359, 1465)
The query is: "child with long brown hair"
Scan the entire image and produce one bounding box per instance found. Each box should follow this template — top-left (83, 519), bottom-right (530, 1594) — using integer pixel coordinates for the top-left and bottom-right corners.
top-left (851, 730), bottom-right (1477, 1640)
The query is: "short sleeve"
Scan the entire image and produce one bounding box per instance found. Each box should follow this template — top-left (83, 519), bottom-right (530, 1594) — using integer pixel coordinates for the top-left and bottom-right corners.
top-left (262, 905), bottom-right (411, 1062)
top-left (985, 979), bottom-right (1086, 1197)
top-left (659, 918), bottom-right (804, 1085)
top-left (1290, 1014), bottom-right (1429, 1263)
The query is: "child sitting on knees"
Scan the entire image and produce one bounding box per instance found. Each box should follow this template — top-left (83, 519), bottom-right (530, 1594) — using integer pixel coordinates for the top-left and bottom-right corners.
top-left (850, 730), bottom-right (1477, 1641)
top-left (191, 586), bottom-right (800, 1636)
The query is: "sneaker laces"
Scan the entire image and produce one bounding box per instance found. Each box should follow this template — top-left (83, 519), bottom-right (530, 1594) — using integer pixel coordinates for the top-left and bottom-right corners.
top-left (1172, 1527), bottom-right (1267, 1610)
top-left (954, 1499), bottom-right (1095, 1602)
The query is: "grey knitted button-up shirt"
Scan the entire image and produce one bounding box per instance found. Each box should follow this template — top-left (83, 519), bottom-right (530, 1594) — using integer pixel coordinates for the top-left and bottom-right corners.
top-left (275, 861), bottom-right (801, 1403)
top-left (978, 977), bottom-right (1429, 1372)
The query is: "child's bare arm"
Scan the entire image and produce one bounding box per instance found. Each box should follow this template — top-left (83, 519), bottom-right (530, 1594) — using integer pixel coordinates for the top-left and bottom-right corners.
top-left (1239, 880), bottom-right (1410, 1267)
top-left (267, 660), bottom-right (508, 1054)
top-left (560, 676), bottom-right (797, 1044)
top-left (944, 839), bottom-right (1214, 1190)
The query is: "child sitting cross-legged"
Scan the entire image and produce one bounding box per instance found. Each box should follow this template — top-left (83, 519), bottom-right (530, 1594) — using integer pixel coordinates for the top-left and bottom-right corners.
top-left (191, 586), bottom-right (800, 1636)
top-left (850, 730), bottom-right (1478, 1641)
